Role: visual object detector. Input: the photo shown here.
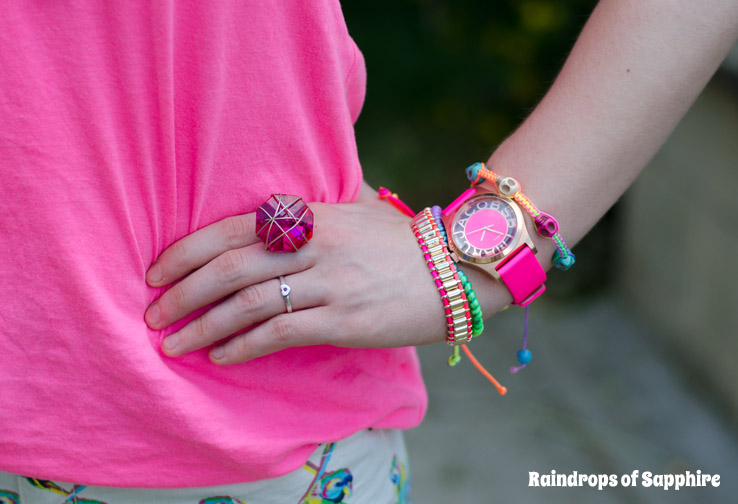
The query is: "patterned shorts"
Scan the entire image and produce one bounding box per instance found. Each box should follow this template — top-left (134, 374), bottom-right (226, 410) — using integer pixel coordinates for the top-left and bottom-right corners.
top-left (0, 429), bottom-right (411, 504)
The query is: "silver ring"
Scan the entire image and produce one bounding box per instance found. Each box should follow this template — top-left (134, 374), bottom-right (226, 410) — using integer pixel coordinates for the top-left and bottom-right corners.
top-left (279, 275), bottom-right (293, 313)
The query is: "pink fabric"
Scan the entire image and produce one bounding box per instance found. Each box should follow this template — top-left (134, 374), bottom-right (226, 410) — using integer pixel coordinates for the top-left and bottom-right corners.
top-left (0, 0), bottom-right (427, 487)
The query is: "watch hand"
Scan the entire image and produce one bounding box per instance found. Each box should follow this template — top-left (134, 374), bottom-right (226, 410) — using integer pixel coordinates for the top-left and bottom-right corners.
top-left (467, 225), bottom-right (489, 235)
top-left (469, 224), bottom-right (505, 235)
top-left (485, 226), bottom-right (504, 236)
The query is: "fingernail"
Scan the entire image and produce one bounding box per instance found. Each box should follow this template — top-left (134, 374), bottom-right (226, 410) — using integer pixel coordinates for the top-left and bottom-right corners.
top-left (211, 346), bottom-right (225, 361)
top-left (162, 334), bottom-right (179, 354)
top-left (145, 300), bottom-right (161, 327)
top-left (147, 263), bottom-right (163, 285)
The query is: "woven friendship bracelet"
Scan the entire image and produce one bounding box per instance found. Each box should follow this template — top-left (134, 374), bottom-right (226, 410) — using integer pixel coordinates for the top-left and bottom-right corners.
top-left (380, 189), bottom-right (506, 395)
top-left (411, 210), bottom-right (472, 345)
top-left (430, 205), bottom-right (483, 338)
top-left (456, 270), bottom-right (484, 337)
top-left (411, 208), bottom-right (473, 346)
top-left (465, 162), bottom-right (576, 271)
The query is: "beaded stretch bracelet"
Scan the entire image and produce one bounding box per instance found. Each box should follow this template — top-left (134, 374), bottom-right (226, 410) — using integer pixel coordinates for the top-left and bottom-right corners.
top-left (380, 188), bottom-right (507, 395)
top-left (411, 209), bottom-right (473, 346)
top-left (465, 162), bottom-right (576, 271)
top-left (430, 205), bottom-right (483, 338)
top-left (429, 205), bottom-right (484, 367)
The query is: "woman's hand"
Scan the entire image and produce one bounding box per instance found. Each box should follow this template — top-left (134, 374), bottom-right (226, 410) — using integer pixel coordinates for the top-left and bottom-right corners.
top-left (144, 188), bottom-right (449, 365)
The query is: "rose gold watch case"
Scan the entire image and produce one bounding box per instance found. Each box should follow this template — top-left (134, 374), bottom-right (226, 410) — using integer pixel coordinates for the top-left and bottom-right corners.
top-left (441, 188), bottom-right (537, 282)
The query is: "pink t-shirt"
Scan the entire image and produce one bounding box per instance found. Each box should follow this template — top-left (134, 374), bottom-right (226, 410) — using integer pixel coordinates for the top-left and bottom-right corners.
top-left (0, 0), bottom-right (427, 487)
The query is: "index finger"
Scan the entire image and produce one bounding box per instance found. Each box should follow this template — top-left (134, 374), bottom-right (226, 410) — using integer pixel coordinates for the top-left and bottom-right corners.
top-left (146, 213), bottom-right (258, 286)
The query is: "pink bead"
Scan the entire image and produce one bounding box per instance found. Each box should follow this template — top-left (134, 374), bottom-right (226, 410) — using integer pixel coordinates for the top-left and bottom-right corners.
top-left (534, 212), bottom-right (559, 238)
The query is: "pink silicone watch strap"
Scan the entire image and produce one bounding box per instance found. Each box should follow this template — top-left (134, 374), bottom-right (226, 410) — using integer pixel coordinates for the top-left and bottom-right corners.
top-left (496, 245), bottom-right (546, 306)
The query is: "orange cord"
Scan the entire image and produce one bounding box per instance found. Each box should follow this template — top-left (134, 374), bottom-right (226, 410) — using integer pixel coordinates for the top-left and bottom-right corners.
top-left (461, 344), bottom-right (507, 395)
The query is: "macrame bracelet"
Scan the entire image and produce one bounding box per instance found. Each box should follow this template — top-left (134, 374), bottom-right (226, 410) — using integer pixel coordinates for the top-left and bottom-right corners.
top-left (430, 205), bottom-right (483, 337)
top-left (456, 270), bottom-right (484, 337)
top-left (412, 209), bottom-right (472, 346)
top-left (378, 187), bottom-right (415, 216)
top-left (465, 162), bottom-right (576, 271)
top-left (430, 205), bottom-right (448, 244)
top-left (429, 205), bottom-right (484, 366)
top-left (380, 188), bottom-right (507, 395)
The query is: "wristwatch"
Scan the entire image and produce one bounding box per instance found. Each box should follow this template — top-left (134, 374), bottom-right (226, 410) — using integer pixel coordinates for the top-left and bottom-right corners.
top-left (441, 186), bottom-right (546, 306)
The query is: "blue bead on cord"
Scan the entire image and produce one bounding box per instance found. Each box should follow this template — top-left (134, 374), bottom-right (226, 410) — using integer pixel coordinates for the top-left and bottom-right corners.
top-left (517, 349), bottom-right (532, 364)
top-left (553, 248), bottom-right (576, 271)
top-left (465, 162), bottom-right (486, 184)
top-left (511, 305), bottom-right (532, 374)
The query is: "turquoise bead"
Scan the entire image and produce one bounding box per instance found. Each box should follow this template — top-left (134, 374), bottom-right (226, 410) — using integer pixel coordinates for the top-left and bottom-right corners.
top-left (465, 162), bottom-right (485, 183)
top-left (553, 249), bottom-right (576, 271)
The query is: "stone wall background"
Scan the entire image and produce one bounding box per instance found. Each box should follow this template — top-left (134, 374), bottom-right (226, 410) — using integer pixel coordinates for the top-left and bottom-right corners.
top-left (620, 45), bottom-right (738, 423)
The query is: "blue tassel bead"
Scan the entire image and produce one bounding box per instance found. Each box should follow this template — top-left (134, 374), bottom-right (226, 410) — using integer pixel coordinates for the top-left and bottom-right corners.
top-left (517, 349), bottom-right (532, 365)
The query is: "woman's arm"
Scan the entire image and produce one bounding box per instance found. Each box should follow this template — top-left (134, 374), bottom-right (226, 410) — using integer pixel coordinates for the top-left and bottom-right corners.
top-left (469, 0), bottom-right (738, 314)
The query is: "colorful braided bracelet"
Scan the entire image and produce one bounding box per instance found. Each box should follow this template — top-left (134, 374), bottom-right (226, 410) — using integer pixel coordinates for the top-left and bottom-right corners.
top-left (429, 205), bottom-right (484, 367)
top-left (465, 162), bottom-right (575, 271)
top-left (430, 205), bottom-right (483, 338)
top-left (411, 209), bottom-right (473, 346)
top-left (380, 188), bottom-right (507, 395)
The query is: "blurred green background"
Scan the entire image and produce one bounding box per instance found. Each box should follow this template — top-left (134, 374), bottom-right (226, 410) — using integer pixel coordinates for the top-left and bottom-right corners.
top-left (344, 0), bottom-right (595, 206)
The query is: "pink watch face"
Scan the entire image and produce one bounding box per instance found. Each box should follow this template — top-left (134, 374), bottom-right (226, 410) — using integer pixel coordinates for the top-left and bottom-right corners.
top-left (451, 194), bottom-right (519, 260)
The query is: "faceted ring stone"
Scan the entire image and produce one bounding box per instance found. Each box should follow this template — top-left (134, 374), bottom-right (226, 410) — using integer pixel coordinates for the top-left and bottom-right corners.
top-left (255, 194), bottom-right (314, 253)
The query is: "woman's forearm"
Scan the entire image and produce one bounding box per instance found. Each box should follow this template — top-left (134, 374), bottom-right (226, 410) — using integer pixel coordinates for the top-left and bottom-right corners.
top-left (469, 0), bottom-right (738, 311)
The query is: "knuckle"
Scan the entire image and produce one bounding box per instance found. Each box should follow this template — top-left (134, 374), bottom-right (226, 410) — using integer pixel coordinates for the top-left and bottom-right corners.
top-left (271, 316), bottom-right (294, 346)
top-left (233, 334), bottom-right (253, 361)
top-left (235, 284), bottom-right (264, 311)
top-left (169, 284), bottom-right (188, 310)
top-left (222, 216), bottom-right (250, 246)
top-left (193, 314), bottom-right (208, 339)
top-left (216, 249), bottom-right (246, 282)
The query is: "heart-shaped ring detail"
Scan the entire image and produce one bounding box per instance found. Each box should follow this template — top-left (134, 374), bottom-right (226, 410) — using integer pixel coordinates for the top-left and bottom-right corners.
top-left (278, 275), bottom-right (293, 313)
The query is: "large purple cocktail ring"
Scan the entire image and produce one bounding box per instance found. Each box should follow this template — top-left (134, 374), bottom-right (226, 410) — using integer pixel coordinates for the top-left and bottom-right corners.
top-left (255, 194), bottom-right (314, 253)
